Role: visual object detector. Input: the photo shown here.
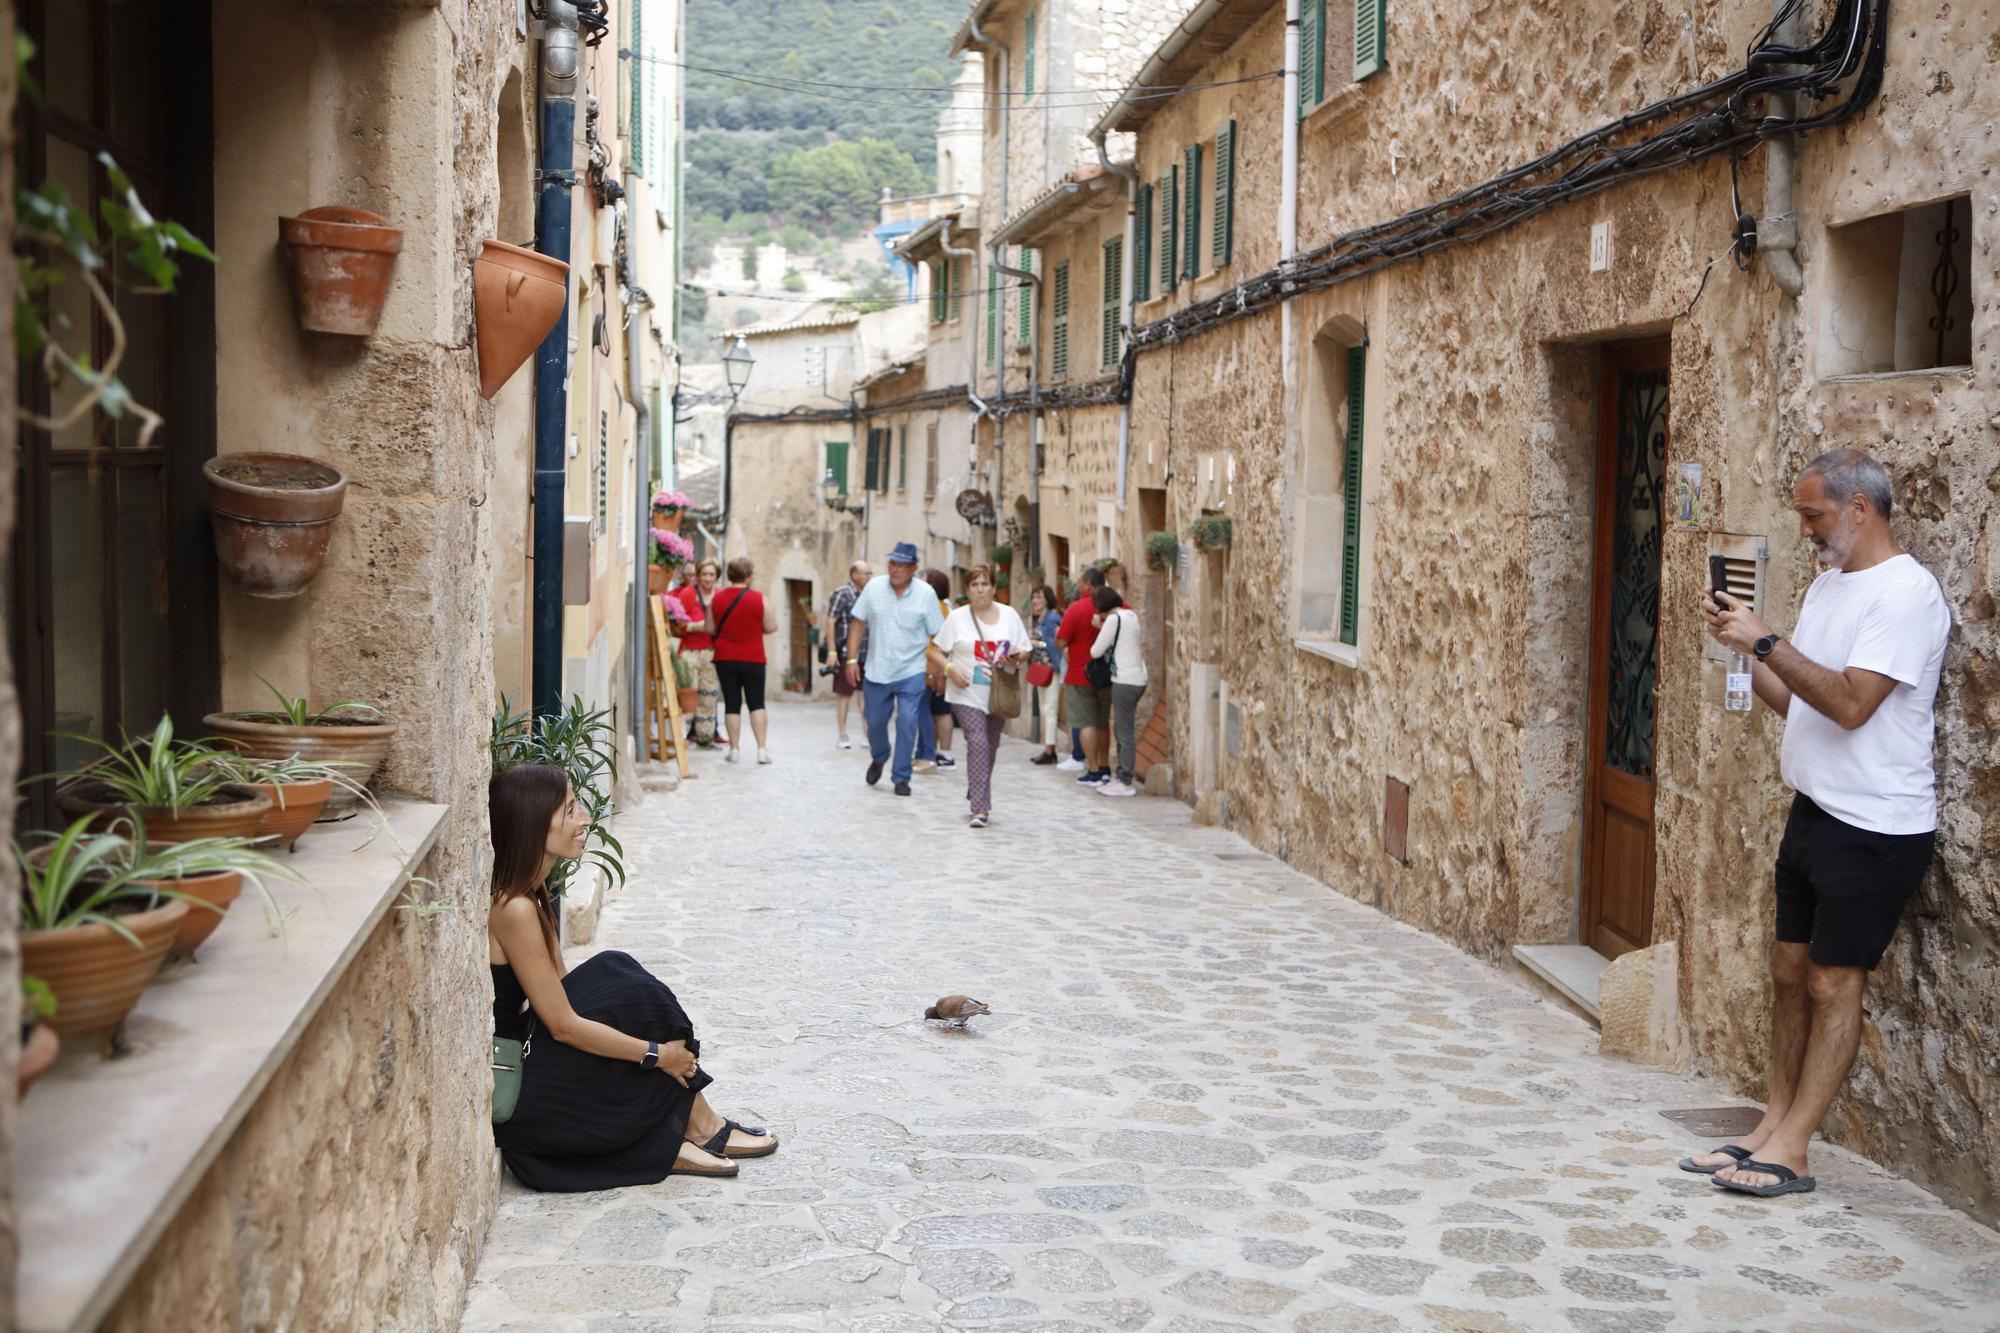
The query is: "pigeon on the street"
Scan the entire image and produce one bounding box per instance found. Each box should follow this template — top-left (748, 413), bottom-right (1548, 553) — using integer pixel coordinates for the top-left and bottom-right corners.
top-left (925, 995), bottom-right (991, 1031)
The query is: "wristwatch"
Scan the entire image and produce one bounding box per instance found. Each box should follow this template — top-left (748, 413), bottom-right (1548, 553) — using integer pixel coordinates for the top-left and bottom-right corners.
top-left (1753, 633), bottom-right (1782, 661)
top-left (641, 1040), bottom-right (659, 1070)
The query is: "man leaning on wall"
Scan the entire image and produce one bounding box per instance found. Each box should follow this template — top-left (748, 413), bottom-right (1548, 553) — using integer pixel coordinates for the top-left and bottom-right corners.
top-left (1684, 448), bottom-right (1951, 1198)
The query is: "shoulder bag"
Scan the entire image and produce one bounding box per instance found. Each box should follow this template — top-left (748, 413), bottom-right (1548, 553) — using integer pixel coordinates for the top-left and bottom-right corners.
top-left (491, 1015), bottom-right (535, 1124)
top-left (975, 611), bottom-right (1024, 719)
top-left (1084, 612), bottom-right (1121, 691)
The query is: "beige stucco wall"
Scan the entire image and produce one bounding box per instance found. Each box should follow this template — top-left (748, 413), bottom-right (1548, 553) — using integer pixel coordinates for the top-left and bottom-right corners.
top-left (1121, 0), bottom-right (2000, 1220)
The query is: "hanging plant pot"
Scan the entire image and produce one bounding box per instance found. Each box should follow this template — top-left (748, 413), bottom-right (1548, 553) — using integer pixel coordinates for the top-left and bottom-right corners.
top-left (205, 712), bottom-right (396, 814)
top-left (648, 565), bottom-right (670, 595)
top-left (474, 238), bottom-right (568, 399)
top-left (278, 206), bottom-right (403, 335)
top-left (22, 897), bottom-right (188, 1046)
top-left (204, 453), bottom-right (348, 599)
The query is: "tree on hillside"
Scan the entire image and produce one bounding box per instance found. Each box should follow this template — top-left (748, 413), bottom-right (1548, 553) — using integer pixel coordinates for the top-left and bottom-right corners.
top-left (767, 138), bottom-right (926, 231)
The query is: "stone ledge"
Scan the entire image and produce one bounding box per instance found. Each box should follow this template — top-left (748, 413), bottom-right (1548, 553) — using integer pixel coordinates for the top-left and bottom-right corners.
top-left (13, 799), bottom-right (449, 1333)
top-left (1294, 636), bottom-right (1362, 670)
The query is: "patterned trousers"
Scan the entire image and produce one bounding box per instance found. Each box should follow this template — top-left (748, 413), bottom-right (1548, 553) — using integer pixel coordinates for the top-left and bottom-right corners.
top-left (950, 704), bottom-right (1007, 814)
top-left (681, 648), bottom-right (719, 745)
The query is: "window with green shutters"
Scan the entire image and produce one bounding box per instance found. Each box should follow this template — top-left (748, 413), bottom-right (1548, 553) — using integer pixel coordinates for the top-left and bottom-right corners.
top-left (1159, 168), bottom-right (1179, 293)
top-left (949, 259), bottom-right (963, 320)
top-left (930, 261), bottom-right (947, 323)
top-left (1133, 184), bottom-right (1153, 303)
top-left (1299, 0), bottom-right (1326, 115)
top-left (1050, 259), bottom-right (1070, 382)
top-left (898, 424), bottom-right (909, 490)
top-left (986, 264), bottom-right (999, 364)
top-left (826, 441), bottom-right (849, 496)
top-left (1211, 122), bottom-right (1236, 268)
top-left (1017, 249), bottom-right (1034, 348)
top-left (1354, 0), bottom-right (1387, 81)
top-left (863, 427), bottom-right (882, 493)
top-left (1339, 344), bottom-right (1366, 644)
top-left (1101, 235), bottom-right (1123, 371)
top-left (1181, 143), bottom-right (1203, 282)
top-left (629, 0), bottom-right (645, 176)
top-left (1024, 8), bottom-right (1036, 98)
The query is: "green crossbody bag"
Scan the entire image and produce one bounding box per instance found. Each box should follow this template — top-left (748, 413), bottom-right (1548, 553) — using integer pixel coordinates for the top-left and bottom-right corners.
top-left (491, 1019), bottom-right (534, 1124)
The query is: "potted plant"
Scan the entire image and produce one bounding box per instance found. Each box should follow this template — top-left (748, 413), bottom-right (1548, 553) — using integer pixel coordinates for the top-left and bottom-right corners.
top-left (18, 978), bottom-right (60, 1097)
top-left (652, 489), bottom-right (693, 534)
top-left (990, 542), bottom-right (1014, 569)
top-left (203, 452), bottom-right (348, 598)
top-left (278, 205), bottom-right (403, 335)
top-left (993, 568), bottom-right (1012, 605)
top-left (203, 753), bottom-right (349, 851)
top-left (54, 716), bottom-right (272, 844)
top-left (651, 528), bottom-right (694, 587)
top-left (1145, 530), bottom-right (1181, 572)
top-left (205, 681), bottom-right (396, 812)
top-left (473, 238), bottom-right (568, 399)
top-left (1190, 515), bottom-right (1233, 552)
top-left (672, 653), bottom-right (698, 714)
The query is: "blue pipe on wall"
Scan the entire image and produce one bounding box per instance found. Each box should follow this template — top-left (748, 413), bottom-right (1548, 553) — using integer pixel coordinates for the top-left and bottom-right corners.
top-left (531, 20), bottom-right (580, 727)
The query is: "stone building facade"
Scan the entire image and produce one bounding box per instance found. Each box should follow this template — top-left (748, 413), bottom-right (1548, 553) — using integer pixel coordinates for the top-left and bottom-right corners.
top-left (1074, 0), bottom-right (2000, 1220)
top-left (0, 0), bottom-right (682, 1324)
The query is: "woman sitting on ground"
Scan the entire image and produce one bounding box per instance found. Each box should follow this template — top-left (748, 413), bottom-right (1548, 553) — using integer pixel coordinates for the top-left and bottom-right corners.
top-left (488, 763), bottom-right (776, 1190)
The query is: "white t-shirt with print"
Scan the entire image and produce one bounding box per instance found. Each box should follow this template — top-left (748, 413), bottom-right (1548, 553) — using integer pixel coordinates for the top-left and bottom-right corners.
top-left (1779, 553), bottom-right (1949, 835)
top-left (934, 602), bottom-right (1029, 713)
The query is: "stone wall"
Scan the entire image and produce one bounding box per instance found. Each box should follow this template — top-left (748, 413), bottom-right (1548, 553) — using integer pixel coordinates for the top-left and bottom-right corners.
top-left (1125, 0), bottom-right (2000, 1220)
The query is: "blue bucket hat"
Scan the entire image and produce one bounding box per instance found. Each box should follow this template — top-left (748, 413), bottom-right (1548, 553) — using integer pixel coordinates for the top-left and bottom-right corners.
top-left (886, 541), bottom-right (920, 565)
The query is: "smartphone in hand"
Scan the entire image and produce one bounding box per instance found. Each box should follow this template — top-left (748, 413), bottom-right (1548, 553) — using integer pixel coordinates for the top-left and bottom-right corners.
top-left (1708, 554), bottom-right (1734, 609)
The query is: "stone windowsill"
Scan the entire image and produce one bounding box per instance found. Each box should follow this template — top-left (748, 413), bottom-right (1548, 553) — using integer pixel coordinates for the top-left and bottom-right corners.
top-left (1295, 635), bottom-right (1362, 670)
top-left (14, 799), bottom-right (450, 1333)
top-left (1819, 364), bottom-right (1973, 387)
top-left (1304, 81), bottom-right (1371, 135)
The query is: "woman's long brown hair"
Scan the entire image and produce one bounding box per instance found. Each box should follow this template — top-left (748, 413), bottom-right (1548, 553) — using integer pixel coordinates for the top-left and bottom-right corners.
top-left (489, 763), bottom-right (568, 962)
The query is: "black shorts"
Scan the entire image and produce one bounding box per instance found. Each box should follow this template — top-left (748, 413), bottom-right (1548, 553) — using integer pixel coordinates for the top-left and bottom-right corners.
top-left (714, 660), bottom-right (766, 715)
top-left (1773, 793), bottom-right (1934, 970)
top-left (927, 686), bottom-right (952, 717)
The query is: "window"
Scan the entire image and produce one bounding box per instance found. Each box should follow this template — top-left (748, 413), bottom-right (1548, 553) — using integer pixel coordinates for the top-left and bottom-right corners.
top-left (986, 263), bottom-right (999, 365)
top-left (1300, 0), bottom-right (1325, 113)
top-left (950, 258), bottom-right (964, 321)
top-left (1051, 259), bottom-right (1071, 382)
top-left (1298, 321), bottom-right (1369, 647)
top-left (1301, 0), bottom-right (1388, 114)
top-left (1159, 167), bottom-right (1179, 293)
top-left (1181, 143), bottom-right (1204, 282)
top-left (1354, 0), bottom-right (1387, 81)
top-left (1134, 184), bottom-right (1154, 303)
top-left (930, 261), bottom-right (947, 323)
top-left (898, 424), bottom-right (909, 490)
top-left (1338, 343), bottom-right (1366, 643)
top-left (1024, 7), bottom-right (1037, 98)
top-left (1211, 121), bottom-right (1237, 268)
top-left (1017, 248), bottom-right (1034, 347)
top-left (1101, 235), bottom-right (1124, 371)
top-left (827, 440), bottom-right (850, 496)
top-left (924, 423), bottom-right (940, 499)
top-left (1820, 195), bottom-right (1973, 375)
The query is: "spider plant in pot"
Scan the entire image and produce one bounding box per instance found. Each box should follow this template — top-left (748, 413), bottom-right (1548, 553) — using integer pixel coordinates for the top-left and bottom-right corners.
top-left (205, 679), bottom-right (395, 812)
top-left (202, 753), bottom-right (369, 851)
top-left (53, 716), bottom-right (271, 843)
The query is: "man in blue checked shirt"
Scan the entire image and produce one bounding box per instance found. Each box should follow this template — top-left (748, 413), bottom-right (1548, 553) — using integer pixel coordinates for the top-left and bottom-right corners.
top-left (846, 541), bottom-right (944, 796)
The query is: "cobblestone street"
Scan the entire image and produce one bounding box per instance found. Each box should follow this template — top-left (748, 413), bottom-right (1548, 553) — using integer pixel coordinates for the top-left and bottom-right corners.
top-left (462, 701), bottom-right (2000, 1332)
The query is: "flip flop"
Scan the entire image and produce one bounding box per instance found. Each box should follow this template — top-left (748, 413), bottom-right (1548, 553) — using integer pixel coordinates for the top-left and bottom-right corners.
top-left (1678, 1144), bottom-right (1753, 1174)
top-left (1714, 1158), bottom-right (1817, 1197)
top-left (701, 1118), bottom-right (779, 1160)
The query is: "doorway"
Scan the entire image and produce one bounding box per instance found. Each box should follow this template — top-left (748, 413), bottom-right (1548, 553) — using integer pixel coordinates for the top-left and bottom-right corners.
top-left (785, 578), bottom-right (813, 694)
top-left (1582, 339), bottom-right (1669, 958)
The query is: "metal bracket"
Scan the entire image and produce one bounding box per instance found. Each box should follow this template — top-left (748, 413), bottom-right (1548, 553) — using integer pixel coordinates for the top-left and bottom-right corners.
top-left (538, 169), bottom-right (577, 189)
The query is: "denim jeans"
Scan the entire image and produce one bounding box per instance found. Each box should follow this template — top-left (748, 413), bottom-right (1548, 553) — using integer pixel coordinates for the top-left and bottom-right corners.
top-left (863, 673), bottom-right (928, 783)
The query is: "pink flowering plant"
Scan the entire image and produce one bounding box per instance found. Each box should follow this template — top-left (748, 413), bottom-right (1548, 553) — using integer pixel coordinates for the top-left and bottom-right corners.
top-left (650, 528), bottom-right (695, 570)
top-left (651, 489), bottom-right (692, 513)
top-left (660, 594), bottom-right (693, 628)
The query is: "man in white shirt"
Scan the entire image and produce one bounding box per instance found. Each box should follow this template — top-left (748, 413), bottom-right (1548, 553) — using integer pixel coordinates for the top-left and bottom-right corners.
top-left (1689, 449), bottom-right (1950, 1198)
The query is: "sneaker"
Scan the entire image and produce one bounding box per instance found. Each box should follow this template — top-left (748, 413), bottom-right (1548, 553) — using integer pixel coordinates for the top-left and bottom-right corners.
top-left (837, 734), bottom-right (853, 750)
top-left (913, 759), bottom-right (938, 774)
top-left (1056, 757), bottom-right (1085, 772)
top-left (1077, 769), bottom-right (1110, 786)
top-left (1097, 780), bottom-right (1137, 797)
top-left (936, 754), bottom-right (956, 769)
top-left (969, 812), bottom-right (989, 828)
top-left (725, 748), bottom-right (740, 764)
top-left (866, 762), bottom-right (884, 786)
top-left (757, 750), bottom-right (773, 765)
top-left (894, 781), bottom-right (912, 796)
top-left (1032, 751), bottom-right (1058, 766)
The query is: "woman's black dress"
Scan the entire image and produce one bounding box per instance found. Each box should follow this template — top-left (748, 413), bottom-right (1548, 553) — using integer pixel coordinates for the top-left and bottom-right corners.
top-left (492, 950), bottom-right (714, 1192)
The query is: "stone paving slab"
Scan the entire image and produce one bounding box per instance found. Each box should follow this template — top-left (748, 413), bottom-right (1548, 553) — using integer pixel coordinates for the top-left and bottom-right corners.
top-left (461, 702), bottom-right (2000, 1332)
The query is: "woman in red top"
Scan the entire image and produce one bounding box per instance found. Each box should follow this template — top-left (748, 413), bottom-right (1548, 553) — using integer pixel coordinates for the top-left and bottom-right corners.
top-left (704, 557), bottom-right (778, 764)
top-left (671, 560), bottom-right (721, 747)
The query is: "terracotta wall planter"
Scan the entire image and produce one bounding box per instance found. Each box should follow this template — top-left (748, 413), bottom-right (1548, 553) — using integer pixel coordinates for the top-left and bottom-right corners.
top-left (248, 777), bottom-right (334, 850)
top-left (17, 1024), bottom-right (60, 1097)
top-left (55, 782), bottom-right (271, 843)
top-left (205, 713), bottom-right (396, 813)
top-left (204, 453), bottom-right (348, 598)
top-left (23, 898), bottom-right (188, 1045)
top-left (151, 869), bottom-right (243, 958)
top-left (654, 509), bottom-right (685, 534)
top-left (648, 565), bottom-right (670, 595)
top-left (474, 239), bottom-right (568, 399)
top-left (279, 206), bottom-right (403, 335)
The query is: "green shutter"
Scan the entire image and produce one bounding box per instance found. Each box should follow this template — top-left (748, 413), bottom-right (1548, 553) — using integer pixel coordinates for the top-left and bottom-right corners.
top-left (986, 264), bottom-right (999, 364)
top-left (950, 259), bottom-right (963, 320)
top-left (930, 261), bottom-right (946, 323)
top-left (1354, 0), bottom-right (1386, 81)
top-left (1051, 259), bottom-right (1070, 382)
top-left (1017, 249), bottom-right (1033, 348)
top-left (1133, 184), bottom-right (1153, 303)
top-left (1101, 235), bottom-right (1123, 371)
top-left (898, 424), bottom-right (908, 489)
top-left (1182, 143), bottom-right (1203, 281)
top-left (1340, 345), bottom-right (1365, 645)
top-left (827, 441), bottom-right (849, 496)
top-left (864, 427), bottom-right (881, 492)
top-left (1024, 8), bottom-right (1036, 97)
top-left (1159, 169), bottom-right (1179, 293)
top-left (1212, 122), bottom-right (1236, 267)
top-left (630, 0), bottom-right (645, 176)
top-left (1300, 0), bottom-right (1325, 114)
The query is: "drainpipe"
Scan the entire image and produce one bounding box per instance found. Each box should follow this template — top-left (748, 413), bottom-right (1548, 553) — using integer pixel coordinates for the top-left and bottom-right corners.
top-left (531, 1), bottom-right (582, 725)
top-left (939, 216), bottom-right (987, 532)
top-left (1279, 0), bottom-right (1303, 650)
top-left (1094, 131), bottom-right (1138, 512)
top-left (622, 183), bottom-right (655, 745)
top-left (1760, 0), bottom-right (1804, 297)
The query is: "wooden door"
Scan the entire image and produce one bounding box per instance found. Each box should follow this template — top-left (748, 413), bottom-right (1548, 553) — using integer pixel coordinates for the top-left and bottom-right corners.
top-left (785, 578), bottom-right (812, 689)
top-left (1582, 340), bottom-right (1669, 958)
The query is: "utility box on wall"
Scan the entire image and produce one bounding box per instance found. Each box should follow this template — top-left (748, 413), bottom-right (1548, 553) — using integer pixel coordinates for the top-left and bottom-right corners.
top-left (1705, 533), bottom-right (1768, 663)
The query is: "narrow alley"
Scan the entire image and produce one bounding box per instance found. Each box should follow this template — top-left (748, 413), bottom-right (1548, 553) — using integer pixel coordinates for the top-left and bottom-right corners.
top-left (461, 702), bottom-right (2000, 1332)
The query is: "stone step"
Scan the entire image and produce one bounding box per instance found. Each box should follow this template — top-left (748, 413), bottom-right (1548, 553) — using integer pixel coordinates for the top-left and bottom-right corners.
top-left (1511, 942), bottom-right (1610, 1023)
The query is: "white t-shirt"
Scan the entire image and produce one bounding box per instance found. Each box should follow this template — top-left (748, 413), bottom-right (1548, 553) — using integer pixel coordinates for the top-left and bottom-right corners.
top-left (934, 602), bottom-right (1029, 713)
top-left (1090, 608), bottom-right (1148, 687)
top-left (1779, 553), bottom-right (1949, 834)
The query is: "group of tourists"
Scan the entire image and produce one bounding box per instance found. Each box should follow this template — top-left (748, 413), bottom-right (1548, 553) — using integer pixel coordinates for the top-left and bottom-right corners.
top-left (665, 556), bottom-right (775, 765)
top-left (831, 543), bottom-right (1150, 826)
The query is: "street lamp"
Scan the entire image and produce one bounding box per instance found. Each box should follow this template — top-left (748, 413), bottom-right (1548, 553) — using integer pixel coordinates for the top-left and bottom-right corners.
top-left (822, 467), bottom-right (858, 513)
top-left (722, 336), bottom-right (755, 402)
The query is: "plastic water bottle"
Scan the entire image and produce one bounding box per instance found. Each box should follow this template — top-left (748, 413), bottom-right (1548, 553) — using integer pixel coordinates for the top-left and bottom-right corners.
top-left (1725, 651), bottom-right (1753, 713)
